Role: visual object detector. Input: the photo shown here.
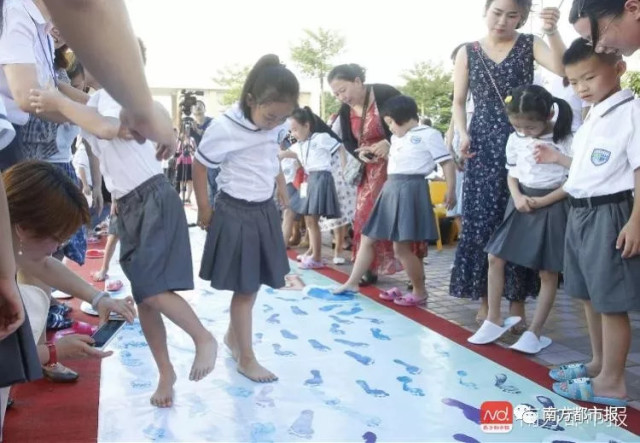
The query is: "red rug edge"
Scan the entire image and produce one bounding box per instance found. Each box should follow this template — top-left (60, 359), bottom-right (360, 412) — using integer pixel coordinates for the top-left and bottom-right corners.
top-left (288, 250), bottom-right (640, 437)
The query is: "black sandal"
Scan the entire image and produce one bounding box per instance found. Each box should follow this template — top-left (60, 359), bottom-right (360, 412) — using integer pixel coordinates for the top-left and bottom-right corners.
top-left (359, 271), bottom-right (378, 287)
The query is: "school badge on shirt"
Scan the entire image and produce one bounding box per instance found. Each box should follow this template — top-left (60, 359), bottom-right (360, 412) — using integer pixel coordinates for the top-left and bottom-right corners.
top-left (590, 149), bottom-right (611, 166)
top-left (410, 136), bottom-right (422, 145)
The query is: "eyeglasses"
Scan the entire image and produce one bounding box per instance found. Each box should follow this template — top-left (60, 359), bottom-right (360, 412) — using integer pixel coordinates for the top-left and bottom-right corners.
top-left (585, 15), bottom-right (617, 51)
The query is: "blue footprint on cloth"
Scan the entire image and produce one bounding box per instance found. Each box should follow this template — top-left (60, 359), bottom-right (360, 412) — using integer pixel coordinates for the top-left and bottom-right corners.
top-left (355, 316), bottom-right (384, 324)
top-left (256, 386), bottom-right (275, 408)
top-left (308, 339), bottom-right (331, 352)
top-left (397, 376), bottom-right (425, 396)
top-left (304, 370), bottom-right (323, 387)
top-left (130, 379), bottom-right (153, 390)
top-left (214, 380), bottom-right (254, 398)
top-left (273, 343), bottom-right (296, 357)
top-left (335, 338), bottom-right (369, 348)
top-left (185, 394), bottom-right (208, 417)
top-left (337, 306), bottom-right (363, 316)
top-left (495, 373), bottom-right (521, 394)
top-left (393, 359), bottom-right (422, 375)
top-left (143, 424), bottom-right (173, 442)
top-left (457, 370), bottom-right (478, 389)
top-left (250, 422), bottom-right (276, 443)
top-left (289, 410), bottom-right (315, 439)
top-left (371, 328), bottom-right (390, 341)
top-left (306, 287), bottom-right (355, 301)
top-left (330, 323), bottom-right (346, 335)
top-left (266, 313), bottom-right (280, 324)
top-left (254, 332), bottom-right (263, 344)
top-left (345, 350), bottom-right (374, 365)
top-left (531, 396), bottom-right (565, 431)
top-left (263, 304), bottom-right (274, 313)
top-left (442, 398), bottom-right (481, 424)
top-left (330, 315), bottom-right (353, 325)
top-left (318, 393), bottom-right (382, 428)
top-left (356, 380), bottom-right (389, 397)
top-left (453, 434), bottom-right (480, 443)
top-left (362, 431), bottom-right (377, 443)
top-left (291, 306), bottom-right (308, 315)
top-left (433, 343), bottom-right (450, 357)
top-left (281, 329), bottom-right (298, 340)
top-left (319, 304), bottom-right (343, 312)
top-left (277, 296), bottom-right (298, 302)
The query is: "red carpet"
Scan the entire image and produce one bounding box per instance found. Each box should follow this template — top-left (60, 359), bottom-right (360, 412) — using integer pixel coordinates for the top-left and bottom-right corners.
top-left (288, 250), bottom-right (640, 437)
top-left (4, 240), bottom-right (107, 443)
top-left (4, 244), bottom-right (638, 442)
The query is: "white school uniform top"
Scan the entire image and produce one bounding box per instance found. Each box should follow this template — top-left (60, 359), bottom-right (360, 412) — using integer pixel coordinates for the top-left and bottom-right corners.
top-left (290, 132), bottom-right (340, 173)
top-left (281, 157), bottom-right (299, 184)
top-left (196, 103), bottom-right (289, 202)
top-left (72, 142), bottom-right (92, 188)
top-left (0, 0), bottom-right (56, 125)
top-left (388, 125), bottom-right (451, 176)
top-left (506, 132), bottom-right (572, 189)
top-left (82, 90), bottom-right (161, 199)
top-left (564, 89), bottom-right (640, 199)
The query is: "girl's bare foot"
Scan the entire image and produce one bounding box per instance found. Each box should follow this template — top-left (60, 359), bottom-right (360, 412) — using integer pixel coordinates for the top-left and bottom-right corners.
top-left (189, 332), bottom-right (218, 381)
top-left (92, 269), bottom-right (108, 282)
top-left (332, 284), bottom-right (358, 295)
top-left (151, 368), bottom-right (177, 408)
top-left (238, 357), bottom-right (278, 383)
top-left (224, 331), bottom-right (239, 362)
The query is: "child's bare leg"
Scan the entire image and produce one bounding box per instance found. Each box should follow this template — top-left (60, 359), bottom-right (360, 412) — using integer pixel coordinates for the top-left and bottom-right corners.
top-left (186, 181), bottom-right (193, 201)
top-left (137, 302), bottom-right (176, 408)
top-left (226, 292), bottom-right (277, 382)
top-left (529, 271), bottom-right (558, 337)
top-left (582, 300), bottom-right (603, 377)
top-left (334, 225), bottom-right (345, 259)
top-left (393, 242), bottom-right (426, 298)
top-left (305, 216), bottom-right (321, 262)
top-left (144, 292), bottom-right (217, 382)
top-left (591, 312), bottom-right (629, 399)
top-left (282, 209), bottom-right (295, 246)
top-left (486, 254), bottom-right (506, 325)
top-left (334, 235), bottom-right (376, 293)
top-left (93, 234), bottom-right (119, 281)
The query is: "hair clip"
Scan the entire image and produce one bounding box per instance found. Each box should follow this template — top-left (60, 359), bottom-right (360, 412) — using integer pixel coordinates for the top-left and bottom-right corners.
top-left (505, 96), bottom-right (513, 104)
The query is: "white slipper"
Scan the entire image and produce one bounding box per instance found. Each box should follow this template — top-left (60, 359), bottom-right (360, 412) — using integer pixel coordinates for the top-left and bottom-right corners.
top-left (51, 290), bottom-right (72, 300)
top-left (467, 316), bottom-right (521, 345)
top-left (80, 301), bottom-right (124, 320)
top-left (510, 331), bottom-right (552, 354)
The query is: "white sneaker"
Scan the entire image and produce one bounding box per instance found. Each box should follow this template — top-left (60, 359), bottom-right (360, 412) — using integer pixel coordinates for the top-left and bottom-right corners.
top-left (332, 257), bottom-right (346, 265)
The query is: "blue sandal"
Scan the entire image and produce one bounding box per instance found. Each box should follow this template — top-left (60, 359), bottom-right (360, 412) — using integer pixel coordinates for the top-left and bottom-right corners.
top-left (552, 377), bottom-right (627, 407)
top-left (47, 312), bottom-right (72, 331)
top-left (549, 363), bottom-right (588, 382)
top-left (49, 303), bottom-right (71, 317)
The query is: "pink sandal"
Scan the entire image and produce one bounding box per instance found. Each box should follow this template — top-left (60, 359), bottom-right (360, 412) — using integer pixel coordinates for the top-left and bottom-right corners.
top-left (299, 257), bottom-right (325, 270)
top-left (106, 280), bottom-right (123, 292)
top-left (394, 293), bottom-right (427, 307)
top-left (379, 287), bottom-right (402, 301)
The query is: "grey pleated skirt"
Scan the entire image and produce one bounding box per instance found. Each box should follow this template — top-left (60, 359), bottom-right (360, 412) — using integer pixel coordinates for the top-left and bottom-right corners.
top-left (485, 185), bottom-right (569, 272)
top-left (286, 183), bottom-right (302, 221)
top-left (363, 174), bottom-right (438, 242)
top-left (290, 170), bottom-right (341, 219)
top-left (199, 191), bottom-right (290, 294)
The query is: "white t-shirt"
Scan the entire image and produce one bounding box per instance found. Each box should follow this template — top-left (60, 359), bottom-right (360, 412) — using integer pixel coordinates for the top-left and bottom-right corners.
top-left (506, 132), bottom-right (572, 189)
top-left (82, 90), bottom-right (161, 199)
top-left (195, 103), bottom-right (289, 202)
top-left (388, 125), bottom-right (451, 176)
top-left (0, 0), bottom-right (56, 125)
top-left (290, 132), bottom-right (340, 173)
top-left (72, 140), bottom-right (91, 187)
top-left (281, 157), bottom-right (299, 184)
top-left (564, 90), bottom-right (640, 198)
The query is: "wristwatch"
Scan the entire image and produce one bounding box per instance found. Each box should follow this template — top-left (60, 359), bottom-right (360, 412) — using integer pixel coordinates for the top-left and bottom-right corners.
top-left (45, 342), bottom-right (57, 366)
top-left (91, 291), bottom-right (110, 311)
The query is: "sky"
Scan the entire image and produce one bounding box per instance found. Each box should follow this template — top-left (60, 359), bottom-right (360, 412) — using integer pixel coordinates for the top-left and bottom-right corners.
top-left (124, 0), bottom-right (638, 94)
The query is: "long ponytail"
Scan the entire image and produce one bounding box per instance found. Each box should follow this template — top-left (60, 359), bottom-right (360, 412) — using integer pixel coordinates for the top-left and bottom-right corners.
top-left (552, 97), bottom-right (573, 143)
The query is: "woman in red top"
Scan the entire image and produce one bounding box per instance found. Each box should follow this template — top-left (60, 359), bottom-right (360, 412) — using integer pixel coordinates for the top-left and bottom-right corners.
top-left (329, 64), bottom-right (426, 285)
top-left (176, 132), bottom-right (195, 203)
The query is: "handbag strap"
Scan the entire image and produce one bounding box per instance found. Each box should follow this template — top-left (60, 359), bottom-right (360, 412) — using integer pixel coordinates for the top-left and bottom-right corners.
top-left (473, 42), bottom-right (504, 102)
top-left (357, 86), bottom-right (371, 147)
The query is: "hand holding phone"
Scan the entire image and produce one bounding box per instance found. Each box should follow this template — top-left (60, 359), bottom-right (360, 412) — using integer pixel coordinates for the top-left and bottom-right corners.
top-left (92, 319), bottom-right (126, 350)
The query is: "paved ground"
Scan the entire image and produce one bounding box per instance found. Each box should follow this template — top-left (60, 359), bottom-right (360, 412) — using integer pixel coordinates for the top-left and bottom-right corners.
top-left (310, 237), bottom-right (640, 410)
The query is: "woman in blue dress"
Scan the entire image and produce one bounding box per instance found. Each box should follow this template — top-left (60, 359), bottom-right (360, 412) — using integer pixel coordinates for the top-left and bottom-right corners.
top-left (449, 0), bottom-right (567, 326)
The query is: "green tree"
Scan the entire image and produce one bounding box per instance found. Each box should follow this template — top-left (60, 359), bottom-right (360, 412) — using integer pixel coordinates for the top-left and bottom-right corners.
top-left (214, 64), bottom-right (251, 106)
top-left (290, 28), bottom-right (345, 119)
top-left (623, 71), bottom-right (640, 96)
top-left (323, 91), bottom-right (341, 121)
top-left (400, 61), bottom-right (453, 133)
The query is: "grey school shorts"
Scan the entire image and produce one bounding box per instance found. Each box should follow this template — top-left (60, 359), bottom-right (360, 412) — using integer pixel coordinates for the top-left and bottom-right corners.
top-left (116, 174), bottom-right (194, 304)
top-left (564, 198), bottom-right (640, 314)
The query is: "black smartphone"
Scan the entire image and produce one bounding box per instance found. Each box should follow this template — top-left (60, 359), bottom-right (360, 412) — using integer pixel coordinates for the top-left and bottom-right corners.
top-left (92, 319), bottom-right (125, 349)
top-left (363, 152), bottom-right (375, 160)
